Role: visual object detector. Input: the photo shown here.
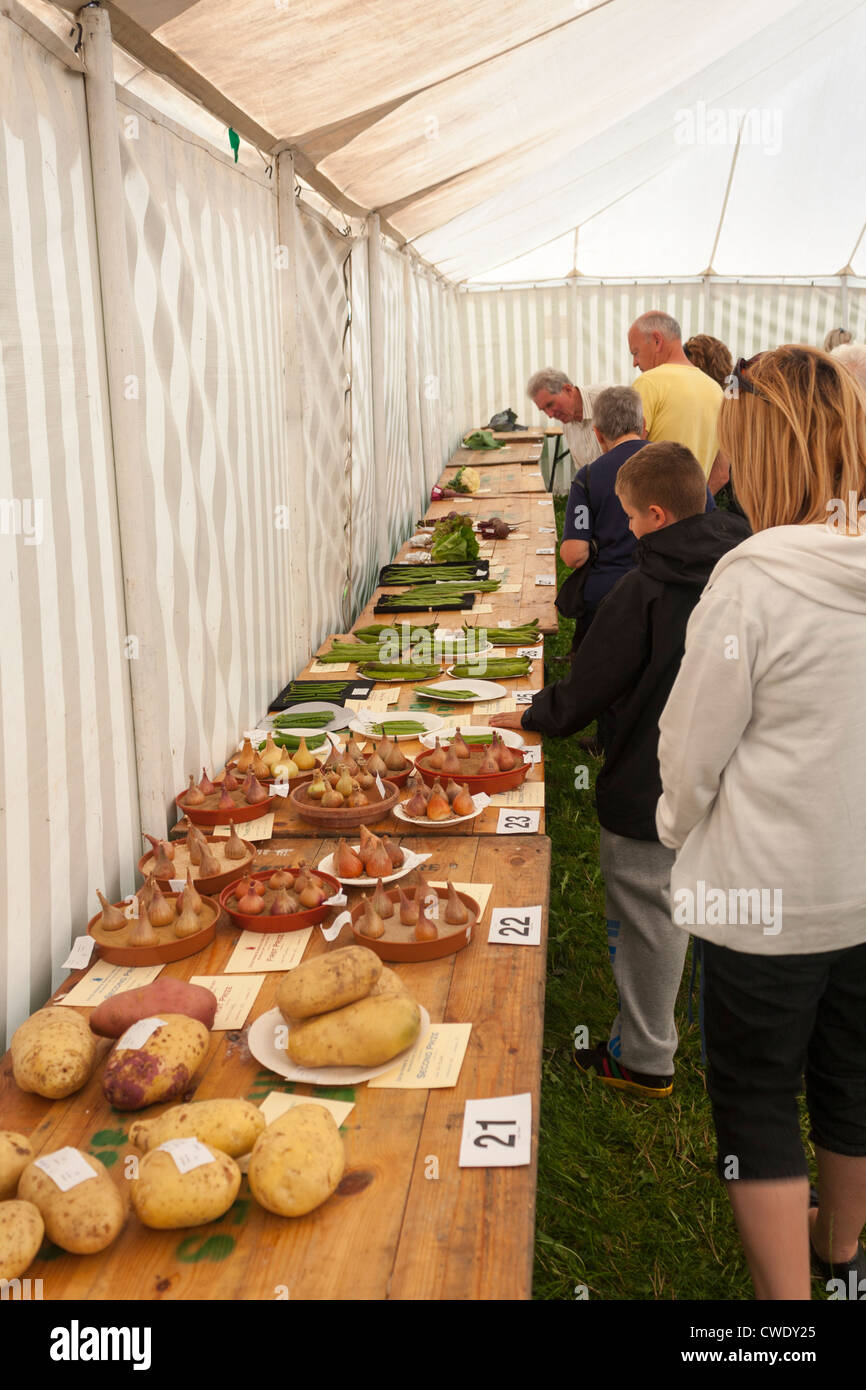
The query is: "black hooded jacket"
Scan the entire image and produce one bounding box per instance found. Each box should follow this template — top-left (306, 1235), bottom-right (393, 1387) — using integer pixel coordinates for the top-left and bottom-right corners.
top-left (522, 509), bottom-right (752, 840)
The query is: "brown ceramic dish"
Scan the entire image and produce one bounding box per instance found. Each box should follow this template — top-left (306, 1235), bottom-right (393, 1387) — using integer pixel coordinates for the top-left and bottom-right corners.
top-left (174, 787), bottom-right (276, 826)
top-left (219, 869), bottom-right (342, 934)
top-left (87, 891), bottom-right (220, 966)
top-left (138, 837), bottom-right (255, 896)
top-left (289, 780), bottom-right (400, 828)
top-left (350, 884), bottom-right (478, 962)
top-left (413, 747), bottom-right (529, 796)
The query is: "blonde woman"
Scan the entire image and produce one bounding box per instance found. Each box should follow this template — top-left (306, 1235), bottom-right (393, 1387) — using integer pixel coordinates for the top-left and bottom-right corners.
top-left (656, 346), bottom-right (866, 1300)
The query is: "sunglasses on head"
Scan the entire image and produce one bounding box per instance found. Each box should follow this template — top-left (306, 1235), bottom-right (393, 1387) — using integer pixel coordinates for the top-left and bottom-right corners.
top-left (724, 353), bottom-right (766, 399)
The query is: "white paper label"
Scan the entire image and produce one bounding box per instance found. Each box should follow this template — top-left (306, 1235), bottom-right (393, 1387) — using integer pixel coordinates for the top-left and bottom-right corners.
top-left (62, 935), bottom-right (96, 970)
top-left (34, 1147), bottom-right (98, 1192)
top-left (271, 781), bottom-right (290, 797)
top-left (489, 905), bottom-right (542, 946)
top-left (458, 1093), bottom-right (532, 1167)
top-left (157, 1137), bottom-right (216, 1173)
top-left (535, 548), bottom-right (555, 555)
top-left (117, 1015), bottom-right (167, 1050)
top-left (324, 892), bottom-right (347, 907)
top-left (523, 743), bottom-right (542, 764)
top-left (496, 808), bottom-right (541, 834)
top-left (535, 575), bottom-right (556, 586)
top-left (169, 878), bottom-right (186, 893)
top-left (514, 691), bottom-right (534, 705)
top-left (516, 646), bottom-right (543, 659)
top-left (322, 911), bottom-right (350, 941)
top-left (538, 527), bottom-right (556, 533)
top-left (537, 500), bottom-right (553, 506)
top-left (499, 619), bottom-right (511, 629)
top-left (375, 772), bottom-right (386, 798)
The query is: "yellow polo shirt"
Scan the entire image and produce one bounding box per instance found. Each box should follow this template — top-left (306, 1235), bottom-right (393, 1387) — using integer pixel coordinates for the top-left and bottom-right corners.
top-left (632, 364), bottom-right (722, 477)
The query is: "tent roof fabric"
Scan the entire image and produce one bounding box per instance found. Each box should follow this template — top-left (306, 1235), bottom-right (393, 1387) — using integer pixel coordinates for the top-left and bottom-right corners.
top-left (52, 0), bottom-right (866, 283)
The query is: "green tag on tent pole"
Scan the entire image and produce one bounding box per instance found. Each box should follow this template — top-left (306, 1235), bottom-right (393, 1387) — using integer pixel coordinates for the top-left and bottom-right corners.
top-left (228, 127), bottom-right (240, 163)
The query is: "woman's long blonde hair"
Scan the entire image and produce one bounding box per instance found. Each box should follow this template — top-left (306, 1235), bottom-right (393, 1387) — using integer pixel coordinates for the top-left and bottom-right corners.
top-left (718, 345), bottom-right (866, 532)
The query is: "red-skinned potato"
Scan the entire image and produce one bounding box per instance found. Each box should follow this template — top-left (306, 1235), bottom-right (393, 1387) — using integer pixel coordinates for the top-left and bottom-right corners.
top-left (89, 980), bottom-right (217, 1037)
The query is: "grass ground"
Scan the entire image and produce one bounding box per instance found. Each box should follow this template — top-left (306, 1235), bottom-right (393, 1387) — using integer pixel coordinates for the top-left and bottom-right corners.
top-left (532, 496), bottom-right (815, 1302)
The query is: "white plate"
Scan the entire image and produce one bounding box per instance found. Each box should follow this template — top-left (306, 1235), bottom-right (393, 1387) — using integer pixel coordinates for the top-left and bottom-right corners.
top-left (394, 792), bottom-right (489, 827)
top-left (248, 1005), bottom-right (431, 1085)
top-left (418, 725), bottom-right (524, 750)
top-left (356, 668), bottom-right (445, 684)
top-left (413, 679), bottom-right (507, 703)
top-left (348, 710), bottom-right (445, 742)
top-left (317, 845), bottom-right (432, 887)
top-left (261, 702), bottom-right (354, 734)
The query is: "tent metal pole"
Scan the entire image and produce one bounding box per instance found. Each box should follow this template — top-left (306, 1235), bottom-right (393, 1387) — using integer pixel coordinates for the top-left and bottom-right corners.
top-left (78, 2), bottom-right (166, 835)
top-left (841, 273), bottom-right (849, 331)
top-left (275, 150), bottom-right (313, 665)
top-left (367, 214), bottom-right (391, 566)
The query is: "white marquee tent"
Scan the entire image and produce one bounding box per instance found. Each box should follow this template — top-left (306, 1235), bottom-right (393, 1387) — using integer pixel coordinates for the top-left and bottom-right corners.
top-left (2, 0), bottom-right (865, 1040)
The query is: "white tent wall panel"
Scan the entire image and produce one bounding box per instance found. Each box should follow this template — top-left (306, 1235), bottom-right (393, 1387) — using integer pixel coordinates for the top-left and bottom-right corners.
top-left (118, 102), bottom-right (293, 802)
top-left (380, 249), bottom-right (413, 559)
top-left (0, 15), bottom-right (139, 1044)
top-left (294, 210), bottom-right (352, 645)
top-left (459, 281), bottom-right (865, 428)
top-left (347, 234), bottom-right (380, 613)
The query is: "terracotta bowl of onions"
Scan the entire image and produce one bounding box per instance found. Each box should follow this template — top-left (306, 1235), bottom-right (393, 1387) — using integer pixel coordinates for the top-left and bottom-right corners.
top-left (138, 829), bottom-right (254, 897)
top-left (175, 765), bottom-right (275, 827)
top-left (350, 880), bottom-right (479, 963)
top-left (87, 885), bottom-right (221, 966)
top-left (414, 730), bottom-right (529, 796)
top-left (219, 866), bottom-right (342, 934)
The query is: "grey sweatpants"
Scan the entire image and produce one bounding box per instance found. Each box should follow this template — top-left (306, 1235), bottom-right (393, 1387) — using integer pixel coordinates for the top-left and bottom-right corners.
top-left (599, 828), bottom-right (688, 1076)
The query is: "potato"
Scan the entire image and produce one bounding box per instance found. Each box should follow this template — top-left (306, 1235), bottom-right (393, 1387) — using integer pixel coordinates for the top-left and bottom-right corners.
top-left (11, 1008), bottom-right (98, 1099)
top-left (0, 1132), bottom-right (34, 1200)
top-left (287, 994), bottom-right (421, 1068)
top-left (102, 1014), bottom-right (210, 1111)
top-left (90, 979), bottom-right (217, 1037)
top-left (18, 1149), bottom-right (127, 1254)
top-left (129, 1099), bottom-right (265, 1158)
top-left (276, 945), bottom-right (382, 1021)
top-left (129, 1143), bottom-right (240, 1229)
top-left (0, 1200), bottom-right (44, 1280)
top-left (368, 966), bottom-right (410, 1001)
top-left (248, 1104), bottom-right (344, 1217)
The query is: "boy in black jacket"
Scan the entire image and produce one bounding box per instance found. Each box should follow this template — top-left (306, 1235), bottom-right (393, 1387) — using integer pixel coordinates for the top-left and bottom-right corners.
top-left (492, 443), bottom-right (750, 1097)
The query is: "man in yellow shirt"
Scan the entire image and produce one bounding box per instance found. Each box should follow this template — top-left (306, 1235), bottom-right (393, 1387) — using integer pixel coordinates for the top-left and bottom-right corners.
top-left (628, 312), bottom-right (725, 490)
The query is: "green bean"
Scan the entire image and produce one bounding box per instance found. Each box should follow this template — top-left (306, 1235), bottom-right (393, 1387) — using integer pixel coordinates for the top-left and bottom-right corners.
top-left (269, 733), bottom-right (328, 751)
top-left (357, 663), bottom-right (442, 682)
top-left (272, 711), bottom-right (334, 728)
top-left (367, 720), bottom-right (429, 736)
top-left (449, 658), bottom-right (531, 679)
top-left (414, 686), bottom-right (477, 701)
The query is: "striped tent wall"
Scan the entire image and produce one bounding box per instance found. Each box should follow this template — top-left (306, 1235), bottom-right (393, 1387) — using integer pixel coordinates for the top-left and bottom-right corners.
top-left (347, 234), bottom-right (380, 616)
top-left (0, 14), bottom-right (139, 1044)
top-left (458, 281), bottom-right (866, 429)
top-left (294, 209), bottom-right (353, 647)
top-left (380, 248), bottom-right (413, 559)
top-left (118, 97), bottom-right (294, 804)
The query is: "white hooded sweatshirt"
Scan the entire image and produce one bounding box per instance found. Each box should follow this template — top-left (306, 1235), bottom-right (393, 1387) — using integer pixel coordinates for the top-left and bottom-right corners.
top-left (656, 522), bottom-right (866, 955)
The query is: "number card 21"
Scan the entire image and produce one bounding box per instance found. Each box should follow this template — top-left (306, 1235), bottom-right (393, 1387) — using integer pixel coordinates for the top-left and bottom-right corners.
top-left (459, 1093), bottom-right (532, 1168)
top-left (489, 905), bottom-right (542, 946)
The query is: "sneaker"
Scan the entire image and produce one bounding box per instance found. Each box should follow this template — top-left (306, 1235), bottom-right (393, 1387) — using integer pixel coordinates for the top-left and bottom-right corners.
top-left (808, 1185), bottom-right (866, 1283)
top-left (573, 1040), bottom-right (673, 1098)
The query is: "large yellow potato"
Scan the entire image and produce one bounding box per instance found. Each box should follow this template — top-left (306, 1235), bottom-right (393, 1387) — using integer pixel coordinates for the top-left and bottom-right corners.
top-left (11, 1008), bottom-right (98, 1099)
top-left (0, 1132), bottom-right (34, 1200)
top-left (248, 1104), bottom-right (344, 1217)
top-left (129, 1143), bottom-right (240, 1229)
top-left (287, 994), bottom-right (421, 1068)
top-left (102, 1014), bottom-right (210, 1111)
top-left (18, 1149), bottom-right (127, 1254)
top-left (0, 1200), bottom-right (44, 1280)
top-left (276, 946), bottom-right (382, 1022)
top-left (129, 1100), bottom-right (265, 1157)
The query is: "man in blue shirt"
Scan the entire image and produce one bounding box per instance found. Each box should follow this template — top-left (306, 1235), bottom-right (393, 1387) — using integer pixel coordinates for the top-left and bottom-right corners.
top-left (562, 386), bottom-right (647, 651)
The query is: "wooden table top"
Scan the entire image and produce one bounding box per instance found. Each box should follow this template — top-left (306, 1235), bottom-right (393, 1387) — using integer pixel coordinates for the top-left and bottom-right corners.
top-left (470, 428), bottom-right (545, 442)
top-left (450, 441), bottom-right (543, 466)
top-left (438, 464), bottom-right (546, 497)
top-left (3, 834), bottom-right (549, 1301)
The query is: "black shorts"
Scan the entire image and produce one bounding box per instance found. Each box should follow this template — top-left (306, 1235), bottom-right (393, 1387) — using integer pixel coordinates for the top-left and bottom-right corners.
top-left (702, 938), bottom-right (866, 1181)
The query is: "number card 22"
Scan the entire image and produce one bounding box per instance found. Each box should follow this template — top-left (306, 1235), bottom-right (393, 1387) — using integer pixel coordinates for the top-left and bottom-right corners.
top-left (459, 1093), bottom-right (532, 1168)
top-left (489, 905), bottom-right (542, 946)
